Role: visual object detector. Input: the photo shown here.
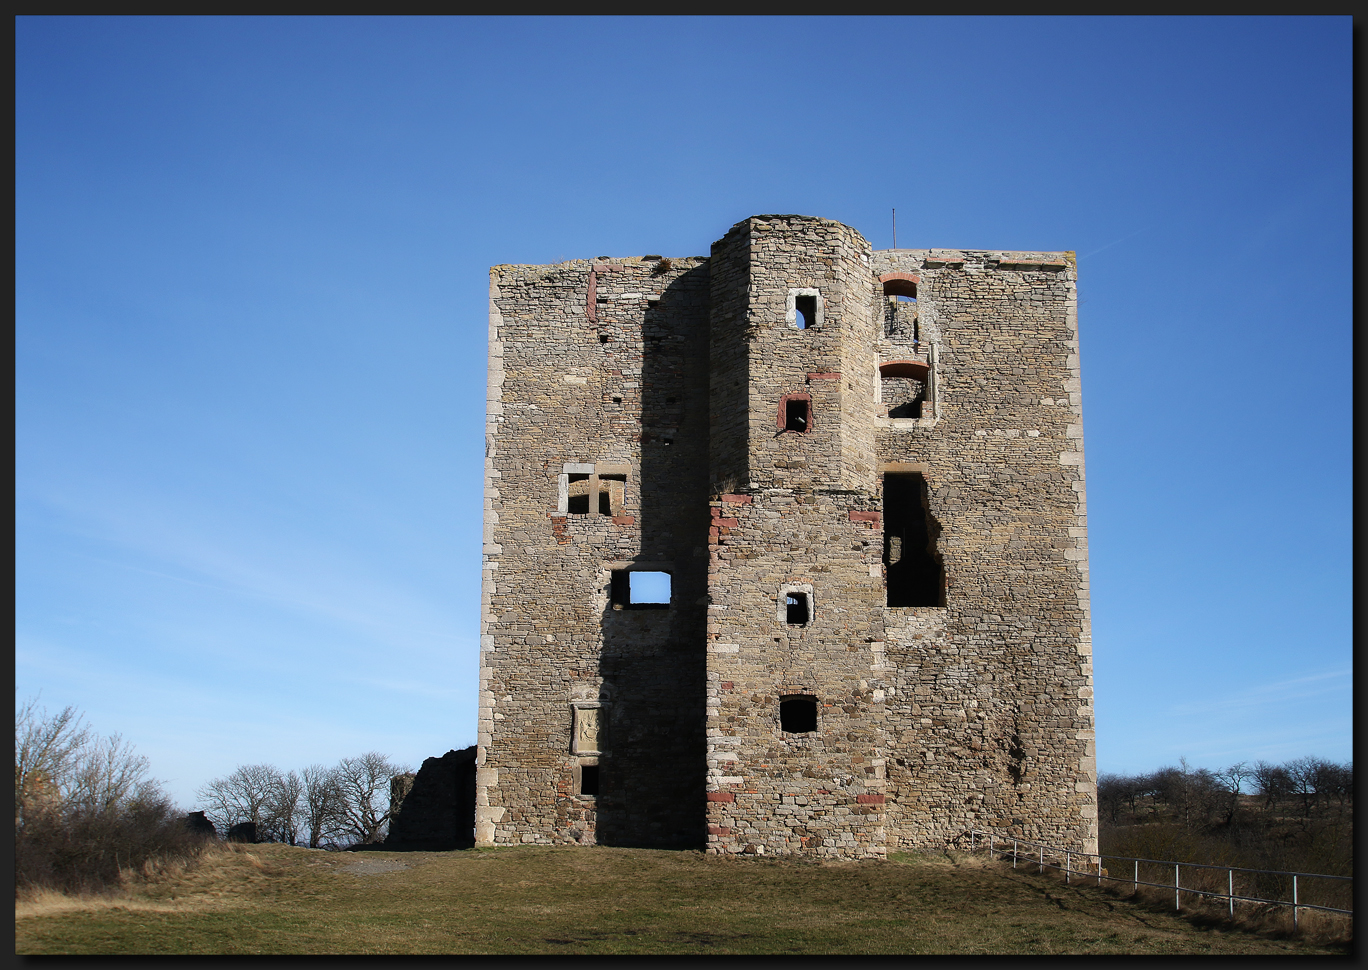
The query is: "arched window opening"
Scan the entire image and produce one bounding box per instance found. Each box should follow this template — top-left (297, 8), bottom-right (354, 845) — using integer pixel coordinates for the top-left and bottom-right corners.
top-left (883, 473), bottom-right (944, 607)
top-left (779, 696), bottom-right (818, 734)
top-left (879, 361), bottom-right (931, 420)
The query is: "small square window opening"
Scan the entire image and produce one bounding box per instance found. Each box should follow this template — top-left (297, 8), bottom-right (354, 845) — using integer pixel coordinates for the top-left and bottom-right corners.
top-left (786, 592), bottom-right (810, 625)
top-left (610, 570), bottom-right (671, 609)
top-left (579, 764), bottom-right (599, 796)
top-left (780, 696), bottom-right (818, 733)
top-left (785, 399), bottom-right (809, 433)
top-left (795, 294), bottom-right (817, 329)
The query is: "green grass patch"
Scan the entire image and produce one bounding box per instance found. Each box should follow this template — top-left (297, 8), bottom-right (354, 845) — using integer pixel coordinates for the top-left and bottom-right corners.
top-left (15, 843), bottom-right (1349, 955)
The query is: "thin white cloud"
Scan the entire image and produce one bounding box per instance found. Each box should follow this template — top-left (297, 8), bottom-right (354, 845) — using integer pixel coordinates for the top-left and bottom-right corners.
top-left (1167, 668), bottom-right (1351, 718)
top-left (24, 483), bottom-right (472, 662)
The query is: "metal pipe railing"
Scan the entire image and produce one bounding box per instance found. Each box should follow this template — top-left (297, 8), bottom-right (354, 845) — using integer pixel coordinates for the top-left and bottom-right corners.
top-left (966, 829), bottom-right (1352, 924)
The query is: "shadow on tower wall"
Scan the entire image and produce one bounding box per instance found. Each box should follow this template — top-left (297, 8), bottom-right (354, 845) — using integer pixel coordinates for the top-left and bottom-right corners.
top-left (594, 264), bottom-right (711, 849)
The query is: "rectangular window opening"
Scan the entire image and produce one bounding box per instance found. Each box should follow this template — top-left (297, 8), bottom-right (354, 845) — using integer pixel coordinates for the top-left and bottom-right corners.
top-left (598, 474), bottom-right (626, 515)
top-left (780, 696), bottom-right (818, 733)
top-left (794, 294), bottom-right (817, 330)
top-left (785, 399), bottom-right (809, 433)
top-left (883, 473), bottom-right (944, 607)
top-left (786, 592), bottom-right (810, 625)
top-left (567, 473), bottom-right (590, 514)
top-left (610, 570), bottom-right (671, 610)
top-left (579, 764), bottom-right (599, 796)
top-left (884, 295), bottom-right (918, 341)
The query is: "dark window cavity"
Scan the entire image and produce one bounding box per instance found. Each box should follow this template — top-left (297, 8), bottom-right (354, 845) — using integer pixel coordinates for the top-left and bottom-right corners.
top-left (599, 474), bottom-right (626, 515)
top-left (883, 473), bottom-right (944, 607)
top-left (786, 591), bottom-right (810, 625)
top-left (579, 764), bottom-right (599, 796)
top-left (794, 294), bottom-right (817, 329)
top-left (778, 393), bottom-right (812, 434)
top-left (780, 696), bottom-right (818, 733)
top-left (611, 570), bottom-right (671, 610)
top-left (567, 473), bottom-right (591, 514)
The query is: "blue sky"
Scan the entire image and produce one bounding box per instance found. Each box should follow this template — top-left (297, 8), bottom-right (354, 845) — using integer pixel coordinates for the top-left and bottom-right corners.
top-left (17, 17), bottom-right (1351, 808)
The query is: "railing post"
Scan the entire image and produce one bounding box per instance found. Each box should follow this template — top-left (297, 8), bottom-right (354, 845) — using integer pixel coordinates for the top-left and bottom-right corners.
top-left (1228, 868), bottom-right (1234, 917)
top-left (1066, 850), bottom-right (1070, 884)
top-left (1134, 859), bottom-right (1138, 892)
top-left (1040, 844), bottom-right (1045, 874)
top-left (1175, 864), bottom-right (1180, 911)
top-left (1013, 839), bottom-right (1017, 869)
top-left (1293, 875), bottom-right (1298, 930)
top-left (970, 829), bottom-right (975, 852)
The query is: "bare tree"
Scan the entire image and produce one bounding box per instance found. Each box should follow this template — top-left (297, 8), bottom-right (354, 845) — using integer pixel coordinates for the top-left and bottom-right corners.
top-left (301, 763), bottom-right (347, 849)
top-left (335, 752), bottom-right (408, 846)
top-left (1215, 761), bottom-right (1250, 825)
top-left (1252, 760), bottom-right (1291, 810)
top-left (1284, 756), bottom-right (1321, 818)
top-left (65, 732), bottom-right (160, 818)
top-left (15, 697), bottom-right (92, 826)
top-left (1097, 773), bottom-right (1126, 823)
top-left (197, 764), bottom-right (286, 837)
top-left (263, 769), bottom-right (304, 845)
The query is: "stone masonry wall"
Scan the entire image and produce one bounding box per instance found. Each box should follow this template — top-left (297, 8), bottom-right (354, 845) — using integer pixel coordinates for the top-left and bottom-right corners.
top-left (479, 255), bottom-right (711, 847)
top-left (870, 247), bottom-right (1097, 854)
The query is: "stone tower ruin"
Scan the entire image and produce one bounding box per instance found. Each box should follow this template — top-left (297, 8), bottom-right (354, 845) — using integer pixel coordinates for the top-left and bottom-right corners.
top-left (478, 215), bottom-right (1096, 858)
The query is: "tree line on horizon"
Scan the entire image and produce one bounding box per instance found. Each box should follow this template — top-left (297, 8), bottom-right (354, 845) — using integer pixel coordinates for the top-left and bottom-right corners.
top-left (1096, 756), bottom-right (1353, 904)
top-left (1098, 756), bottom-right (1353, 829)
top-left (195, 752), bottom-right (409, 849)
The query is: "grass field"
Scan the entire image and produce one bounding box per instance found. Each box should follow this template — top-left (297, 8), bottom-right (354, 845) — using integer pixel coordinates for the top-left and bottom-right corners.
top-left (14, 843), bottom-right (1351, 955)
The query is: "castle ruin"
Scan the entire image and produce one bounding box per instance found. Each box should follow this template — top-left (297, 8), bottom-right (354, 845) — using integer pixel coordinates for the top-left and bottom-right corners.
top-left (477, 214), bottom-right (1096, 858)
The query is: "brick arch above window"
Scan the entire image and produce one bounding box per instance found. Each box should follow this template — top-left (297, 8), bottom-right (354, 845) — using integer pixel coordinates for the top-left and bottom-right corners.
top-left (879, 359), bottom-right (930, 382)
top-left (878, 272), bottom-right (919, 299)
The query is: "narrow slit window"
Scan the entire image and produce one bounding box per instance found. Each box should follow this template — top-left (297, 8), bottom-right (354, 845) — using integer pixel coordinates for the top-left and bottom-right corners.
top-left (786, 591), bottom-right (810, 625)
top-left (794, 294), bottom-right (817, 329)
top-left (579, 764), bottom-right (599, 796)
top-left (610, 570), bottom-right (671, 610)
top-left (883, 473), bottom-right (945, 607)
top-left (567, 474), bottom-right (591, 514)
top-left (780, 696), bottom-right (818, 733)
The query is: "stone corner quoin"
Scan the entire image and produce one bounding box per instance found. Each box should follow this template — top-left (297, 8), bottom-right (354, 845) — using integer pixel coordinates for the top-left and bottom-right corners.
top-left (476, 214), bottom-right (1096, 859)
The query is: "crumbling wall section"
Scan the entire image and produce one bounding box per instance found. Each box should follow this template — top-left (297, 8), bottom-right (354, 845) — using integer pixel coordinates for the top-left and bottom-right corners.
top-left (870, 248), bottom-right (1096, 855)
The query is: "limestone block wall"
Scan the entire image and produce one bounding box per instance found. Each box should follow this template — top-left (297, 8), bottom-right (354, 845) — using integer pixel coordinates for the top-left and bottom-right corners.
top-left (709, 216), bottom-right (880, 494)
top-left (869, 248), bottom-right (1097, 854)
top-left (703, 490), bottom-right (889, 857)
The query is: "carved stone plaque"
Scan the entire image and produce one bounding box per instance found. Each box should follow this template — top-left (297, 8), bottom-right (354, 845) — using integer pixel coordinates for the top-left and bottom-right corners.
top-left (572, 705), bottom-right (602, 755)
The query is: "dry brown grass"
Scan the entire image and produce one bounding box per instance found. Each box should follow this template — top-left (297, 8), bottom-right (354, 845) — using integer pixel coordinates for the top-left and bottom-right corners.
top-left (16, 843), bottom-right (1352, 955)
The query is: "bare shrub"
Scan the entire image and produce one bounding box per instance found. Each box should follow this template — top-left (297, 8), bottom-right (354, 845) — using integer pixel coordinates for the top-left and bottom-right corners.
top-left (15, 697), bottom-right (211, 897)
